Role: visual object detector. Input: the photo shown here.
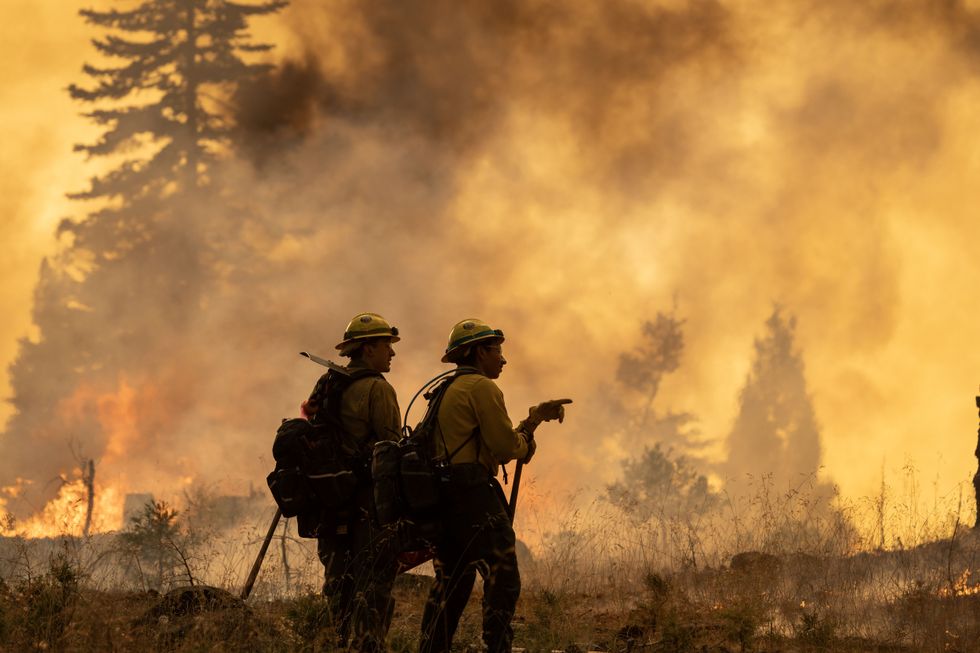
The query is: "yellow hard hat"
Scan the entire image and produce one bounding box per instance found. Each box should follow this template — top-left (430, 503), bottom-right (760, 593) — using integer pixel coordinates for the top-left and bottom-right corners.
top-left (441, 318), bottom-right (504, 363)
top-left (335, 313), bottom-right (400, 356)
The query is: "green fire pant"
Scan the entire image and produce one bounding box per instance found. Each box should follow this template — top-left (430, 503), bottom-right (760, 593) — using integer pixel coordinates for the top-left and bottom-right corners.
top-left (318, 489), bottom-right (397, 652)
top-left (419, 467), bottom-right (521, 653)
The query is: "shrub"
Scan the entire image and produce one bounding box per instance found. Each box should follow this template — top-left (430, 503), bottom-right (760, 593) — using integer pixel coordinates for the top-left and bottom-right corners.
top-left (795, 608), bottom-right (837, 647)
top-left (14, 553), bottom-right (82, 650)
top-left (118, 500), bottom-right (198, 591)
top-left (284, 591), bottom-right (335, 651)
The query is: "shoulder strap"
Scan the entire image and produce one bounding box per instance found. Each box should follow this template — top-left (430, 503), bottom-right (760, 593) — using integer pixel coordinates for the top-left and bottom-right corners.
top-left (321, 368), bottom-right (381, 412)
top-left (426, 370), bottom-right (483, 464)
top-left (412, 375), bottom-right (456, 446)
top-left (327, 368), bottom-right (387, 451)
top-left (310, 368), bottom-right (369, 428)
top-left (414, 369), bottom-right (480, 425)
top-left (444, 426), bottom-right (480, 464)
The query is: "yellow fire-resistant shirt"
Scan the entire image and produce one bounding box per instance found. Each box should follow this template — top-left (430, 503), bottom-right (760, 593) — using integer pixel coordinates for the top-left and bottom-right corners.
top-left (433, 369), bottom-right (529, 476)
top-left (338, 362), bottom-right (401, 448)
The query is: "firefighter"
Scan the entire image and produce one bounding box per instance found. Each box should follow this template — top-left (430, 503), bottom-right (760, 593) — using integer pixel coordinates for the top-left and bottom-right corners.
top-left (305, 312), bottom-right (401, 652)
top-left (419, 319), bottom-right (570, 653)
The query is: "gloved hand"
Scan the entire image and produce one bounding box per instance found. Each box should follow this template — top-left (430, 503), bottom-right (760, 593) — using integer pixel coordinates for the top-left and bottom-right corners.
top-left (528, 398), bottom-right (573, 425)
top-left (522, 437), bottom-right (537, 464)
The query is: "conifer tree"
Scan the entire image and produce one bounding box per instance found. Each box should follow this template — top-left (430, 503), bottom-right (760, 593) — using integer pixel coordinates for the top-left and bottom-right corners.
top-left (53, 0), bottom-right (288, 364)
top-left (69, 0), bottom-right (287, 186)
top-left (608, 311), bottom-right (716, 519)
top-left (724, 308), bottom-right (822, 488)
top-left (65, 0), bottom-right (286, 255)
top-left (0, 0), bottom-right (286, 517)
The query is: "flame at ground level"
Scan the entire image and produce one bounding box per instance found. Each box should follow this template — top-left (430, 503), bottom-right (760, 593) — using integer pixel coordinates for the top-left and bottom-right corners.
top-left (939, 569), bottom-right (980, 599)
top-left (1, 477), bottom-right (123, 538)
top-left (0, 374), bottom-right (186, 538)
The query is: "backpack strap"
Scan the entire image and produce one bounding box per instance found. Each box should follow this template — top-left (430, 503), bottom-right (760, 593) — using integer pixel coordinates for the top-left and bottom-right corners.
top-left (312, 367), bottom-right (382, 424)
top-left (347, 367), bottom-right (385, 445)
top-left (429, 369), bottom-right (482, 464)
top-left (444, 426), bottom-right (480, 464)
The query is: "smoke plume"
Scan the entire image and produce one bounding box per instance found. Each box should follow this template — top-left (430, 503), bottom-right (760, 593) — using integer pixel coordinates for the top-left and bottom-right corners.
top-left (3, 0), bottom-right (980, 531)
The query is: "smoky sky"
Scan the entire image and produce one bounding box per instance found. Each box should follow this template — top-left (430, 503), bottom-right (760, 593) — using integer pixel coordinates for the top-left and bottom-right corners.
top-left (240, 0), bottom-right (740, 182)
top-left (3, 0), bottom-right (980, 527)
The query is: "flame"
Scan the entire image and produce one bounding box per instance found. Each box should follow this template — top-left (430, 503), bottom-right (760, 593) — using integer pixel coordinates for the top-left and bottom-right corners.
top-left (1, 478), bottom-right (124, 538)
top-left (1, 477), bottom-right (32, 498)
top-left (97, 379), bottom-right (142, 462)
top-left (2, 375), bottom-right (186, 538)
top-left (938, 569), bottom-right (980, 598)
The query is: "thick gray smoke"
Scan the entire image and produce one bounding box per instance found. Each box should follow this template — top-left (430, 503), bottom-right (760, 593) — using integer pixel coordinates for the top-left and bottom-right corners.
top-left (4, 0), bottom-right (980, 529)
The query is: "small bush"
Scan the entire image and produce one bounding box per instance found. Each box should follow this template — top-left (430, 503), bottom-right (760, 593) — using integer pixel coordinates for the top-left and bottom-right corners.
top-left (284, 591), bottom-right (336, 651)
top-left (643, 571), bottom-right (671, 610)
top-left (718, 603), bottom-right (759, 652)
top-left (11, 553), bottom-right (82, 650)
top-left (795, 608), bottom-right (837, 647)
top-left (522, 588), bottom-right (568, 651)
top-left (117, 500), bottom-right (198, 592)
top-left (659, 609), bottom-right (697, 653)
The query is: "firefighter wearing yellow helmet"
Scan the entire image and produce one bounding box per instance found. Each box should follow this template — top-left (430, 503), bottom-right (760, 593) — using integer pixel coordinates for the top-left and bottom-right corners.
top-left (305, 311), bottom-right (401, 651)
top-left (419, 319), bottom-right (572, 653)
top-left (335, 312), bottom-right (400, 359)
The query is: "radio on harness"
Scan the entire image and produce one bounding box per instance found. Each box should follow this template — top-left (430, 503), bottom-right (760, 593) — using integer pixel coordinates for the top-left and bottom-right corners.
top-left (372, 369), bottom-right (481, 546)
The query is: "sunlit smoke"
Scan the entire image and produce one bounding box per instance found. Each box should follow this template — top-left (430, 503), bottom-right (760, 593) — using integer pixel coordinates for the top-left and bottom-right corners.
top-left (2, 0), bottom-right (980, 536)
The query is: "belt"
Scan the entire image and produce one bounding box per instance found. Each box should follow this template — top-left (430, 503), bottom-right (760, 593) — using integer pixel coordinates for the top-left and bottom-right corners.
top-left (447, 462), bottom-right (492, 487)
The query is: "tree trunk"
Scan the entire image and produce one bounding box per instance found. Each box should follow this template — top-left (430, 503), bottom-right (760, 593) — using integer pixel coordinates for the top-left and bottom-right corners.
top-left (82, 459), bottom-right (95, 537)
top-left (973, 392), bottom-right (980, 529)
top-left (183, 1), bottom-right (200, 190)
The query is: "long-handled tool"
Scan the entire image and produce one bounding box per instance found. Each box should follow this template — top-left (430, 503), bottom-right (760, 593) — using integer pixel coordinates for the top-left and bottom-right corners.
top-left (508, 461), bottom-right (525, 523)
top-left (240, 507), bottom-right (282, 600)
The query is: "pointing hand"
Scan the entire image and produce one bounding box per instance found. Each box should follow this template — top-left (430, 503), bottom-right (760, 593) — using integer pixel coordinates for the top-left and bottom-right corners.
top-left (529, 398), bottom-right (573, 424)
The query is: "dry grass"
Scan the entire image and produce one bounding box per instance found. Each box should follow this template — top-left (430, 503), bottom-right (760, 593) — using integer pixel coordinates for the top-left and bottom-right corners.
top-left (2, 475), bottom-right (980, 652)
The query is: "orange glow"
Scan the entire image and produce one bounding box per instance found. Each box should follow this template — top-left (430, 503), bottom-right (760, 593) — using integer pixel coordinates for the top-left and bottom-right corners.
top-left (96, 379), bottom-right (144, 464)
top-left (1, 376), bottom-right (176, 537)
top-left (2, 0), bottom-right (980, 541)
top-left (939, 569), bottom-right (980, 599)
top-left (1, 478), bottom-right (123, 539)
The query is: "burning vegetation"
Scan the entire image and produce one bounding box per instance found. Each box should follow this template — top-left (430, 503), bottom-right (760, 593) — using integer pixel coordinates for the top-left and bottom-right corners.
top-left (3, 0), bottom-right (980, 650)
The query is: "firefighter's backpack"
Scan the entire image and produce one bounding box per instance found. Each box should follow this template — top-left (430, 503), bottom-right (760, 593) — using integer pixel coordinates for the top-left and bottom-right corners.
top-left (266, 367), bottom-right (380, 529)
top-left (372, 371), bottom-right (476, 541)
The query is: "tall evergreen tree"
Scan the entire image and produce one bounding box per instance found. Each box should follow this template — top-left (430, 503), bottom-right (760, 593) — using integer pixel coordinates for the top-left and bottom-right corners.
top-left (724, 307), bottom-right (823, 489)
top-left (1, 0), bottom-right (286, 518)
top-left (69, 0), bottom-right (287, 184)
top-left (65, 0), bottom-right (286, 254)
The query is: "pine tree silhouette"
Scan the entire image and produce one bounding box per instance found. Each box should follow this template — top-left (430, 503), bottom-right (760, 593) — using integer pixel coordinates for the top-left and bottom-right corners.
top-left (607, 311), bottom-right (716, 520)
top-left (1, 0), bottom-right (286, 518)
top-left (69, 0), bottom-right (286, 195)
top-left (724, 307), bottom-right (823, 490)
